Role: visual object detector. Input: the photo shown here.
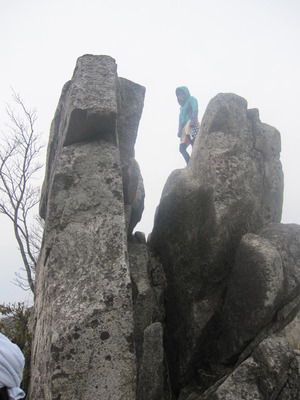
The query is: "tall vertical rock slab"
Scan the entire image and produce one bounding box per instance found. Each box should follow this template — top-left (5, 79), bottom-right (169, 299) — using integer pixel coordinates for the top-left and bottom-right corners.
top-left (117, 77), bottom-right (146, 236)
top-left (29, 55), bottom-right (145, 400)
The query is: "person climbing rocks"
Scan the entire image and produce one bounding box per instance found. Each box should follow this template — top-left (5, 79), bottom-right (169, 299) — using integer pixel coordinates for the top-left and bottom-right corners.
top-left (0, 333), bottom-right (25, 400)
top-left (176, 86), bottom-right (200, 164)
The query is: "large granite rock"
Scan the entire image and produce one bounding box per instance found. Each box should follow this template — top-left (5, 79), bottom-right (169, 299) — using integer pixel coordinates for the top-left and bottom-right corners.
top-left (200, 337), bottom-right (300, 400)
top-left (39, 55), bottom-right (145, 237)
top-left (29, 55), bottom-right (147, 400)
top-left (219, 223), bottom-right (300, 362)
top-left (117, 77), bottom-right (146, 236)
top-left (128, 233), bottom-right (167, 399)
top-left (30, 64), bottom-right (300, 399)
top-left (284, 312), bottom-right (300, 350)
top-left (138, 322), bottom-right (165, 400)
top-left (39, 55), bottom-right (119, 219)
top-left (179, 223), bottom-right (300, 399)
top-left (149, 93), bottom-right (291, 395)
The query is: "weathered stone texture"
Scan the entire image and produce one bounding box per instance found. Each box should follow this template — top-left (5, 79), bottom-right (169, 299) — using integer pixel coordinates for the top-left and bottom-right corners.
top-left (40, 55), bottom-right (119, 219)
top-left (63, 54), bottom-right (119, 147)
top-left (31, 141), bottom-right (136, 400)
top-left (40, 55), bottom-right (145, 236)
top-left (259, 223), bottom-right (300, 301)
top-left (220, 233), bottom-right (284, 361)
top-left (128, 234), bottom-right (167, 399)
top-left (149, 93), bottom-right (298, 397)
top-left (30, 55), bottom-right (145, 400)
top-left (284, 312), bottom-right (300, 350)
top-left (207, 337), bottom-right (300, 400)
top-left (30, 65), bottom-right (300, 400)
top-left (219, 223), bottom-right (300, 365)
top-left (139, 322), bottom-right (164, 400)
top-left (118, 77), bottom-right (145, 236)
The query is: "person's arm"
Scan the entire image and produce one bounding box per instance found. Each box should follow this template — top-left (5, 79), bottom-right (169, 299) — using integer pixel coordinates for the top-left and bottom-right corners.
top-left (189, 97), bottom-right (198, 127)
top-left (177, 115), bottom-right (183, 137)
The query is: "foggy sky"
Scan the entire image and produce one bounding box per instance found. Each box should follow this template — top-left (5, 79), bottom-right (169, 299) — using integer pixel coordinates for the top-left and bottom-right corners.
top-left (0, 0), bottom-right (299, 304)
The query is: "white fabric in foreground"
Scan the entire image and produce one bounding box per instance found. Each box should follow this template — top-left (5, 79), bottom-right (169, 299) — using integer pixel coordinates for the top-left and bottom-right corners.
top-left (0, 333), bottom-right (25, 399)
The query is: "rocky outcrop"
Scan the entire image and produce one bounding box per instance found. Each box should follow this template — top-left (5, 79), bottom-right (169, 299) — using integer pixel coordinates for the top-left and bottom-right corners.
top-left (30, 56), bottom-right (300, 400)
top-left (150, 93), bottom-right (300, 398)
top-left (39, 55), bottom-right (145, 237)
top-left (219, 223), bottom-right (300, 363)
top-left (200, 336), bottom-right (300, 400)
top-left (285, 312), bottom-right (300, 350)
top-left (29, 55), bottom-right (161, 400)
top-left (128, 234), bottom-right (166, 399)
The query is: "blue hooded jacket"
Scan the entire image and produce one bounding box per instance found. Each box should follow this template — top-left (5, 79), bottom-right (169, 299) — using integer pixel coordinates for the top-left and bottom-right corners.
top-left (176, 86), bottom-right (198, 137)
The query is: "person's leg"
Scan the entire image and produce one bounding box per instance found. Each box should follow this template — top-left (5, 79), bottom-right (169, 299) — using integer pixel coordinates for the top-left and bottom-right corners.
top-left (186, 134), bottom-right (194, 147)
top-left (179, 143), bottom-right (190, 164)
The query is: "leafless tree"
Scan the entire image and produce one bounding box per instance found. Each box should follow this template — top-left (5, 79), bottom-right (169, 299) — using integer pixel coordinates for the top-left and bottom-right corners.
top-left (0, 91), bottom-right (44, 294)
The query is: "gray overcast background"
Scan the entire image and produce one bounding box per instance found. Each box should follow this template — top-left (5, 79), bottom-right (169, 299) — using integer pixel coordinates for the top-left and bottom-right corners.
top-left (0, 0), bottom-right (299, 304)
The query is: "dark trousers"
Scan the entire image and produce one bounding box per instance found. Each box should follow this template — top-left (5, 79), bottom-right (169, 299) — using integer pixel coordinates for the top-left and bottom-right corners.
top-left (179, 135), bottom-right (194, 164)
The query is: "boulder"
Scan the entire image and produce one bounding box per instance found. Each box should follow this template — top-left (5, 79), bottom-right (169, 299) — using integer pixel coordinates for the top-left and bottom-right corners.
top-left (205, 337), bottom-right (300, 400)
top-left (218, 223), bottom-right (300, 364)
top-left (284, 312), bottom-right (300, 350)
top-left (219, 233), bottom-right (284, 361)
top-left (150, 93), bottom-right (284, 393)
top-left (259, 223), bottom-right (300, 302)
top-left (128, 234), bottom-right (167, 399)
top-left (138, 322), bottom-right (165, 400)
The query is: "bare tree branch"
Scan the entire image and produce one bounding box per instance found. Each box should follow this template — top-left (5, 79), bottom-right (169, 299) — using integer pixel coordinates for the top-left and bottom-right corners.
top-left (0, 90), bottom-right (44, 294)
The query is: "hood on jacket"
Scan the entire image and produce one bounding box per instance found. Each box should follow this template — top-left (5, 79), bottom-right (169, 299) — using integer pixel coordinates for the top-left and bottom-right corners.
top-left (176, 86), bottom-right (190, 106)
